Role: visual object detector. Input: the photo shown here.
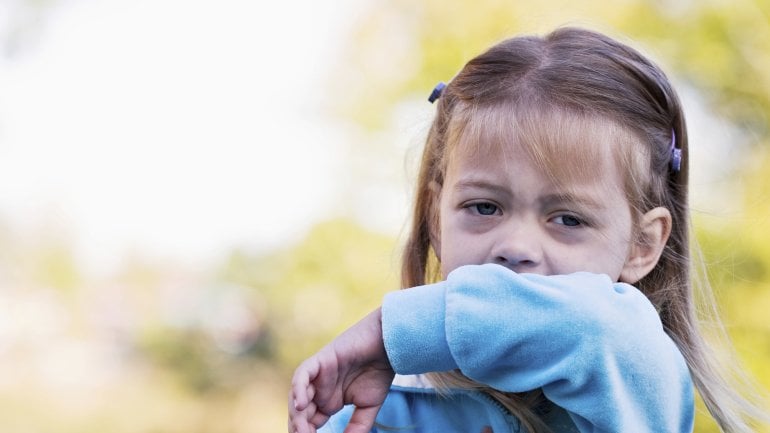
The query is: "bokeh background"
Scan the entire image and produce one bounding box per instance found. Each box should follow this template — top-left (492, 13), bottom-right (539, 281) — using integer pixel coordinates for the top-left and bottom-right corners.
top-left (0, 0), bottom-right (769, 432)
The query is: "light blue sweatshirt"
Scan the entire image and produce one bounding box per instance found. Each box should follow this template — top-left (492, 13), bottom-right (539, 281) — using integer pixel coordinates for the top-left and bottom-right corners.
top-left (320, 264), bottom-right (694, 433)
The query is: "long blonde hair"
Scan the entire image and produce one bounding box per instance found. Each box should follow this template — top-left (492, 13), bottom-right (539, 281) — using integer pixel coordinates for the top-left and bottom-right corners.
top-left (401, 27), bottom-right (765, 432)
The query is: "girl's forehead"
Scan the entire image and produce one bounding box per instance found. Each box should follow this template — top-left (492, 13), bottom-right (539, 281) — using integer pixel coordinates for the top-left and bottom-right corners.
top-left (447, 103), bottom-right (642, 189)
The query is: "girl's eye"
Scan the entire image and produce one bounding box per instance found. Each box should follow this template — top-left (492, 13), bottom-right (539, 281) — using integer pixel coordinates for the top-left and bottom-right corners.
top-left (553, 215), bottom-right (582, 227)
top-left (472, 203), bottom-right (499, 216)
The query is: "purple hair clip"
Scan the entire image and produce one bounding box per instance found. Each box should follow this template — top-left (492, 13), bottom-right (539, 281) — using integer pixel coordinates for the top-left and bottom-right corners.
top-left (428, 82), bottom-right (446, 103)
top-left (670, 129), bottom-right (682, 172)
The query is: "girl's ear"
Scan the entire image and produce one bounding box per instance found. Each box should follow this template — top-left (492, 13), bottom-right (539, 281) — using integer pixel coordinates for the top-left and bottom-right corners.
top-left (620, 207), bottom-right (672, 284)
top-left (428, 180), bottom-right (443, 261)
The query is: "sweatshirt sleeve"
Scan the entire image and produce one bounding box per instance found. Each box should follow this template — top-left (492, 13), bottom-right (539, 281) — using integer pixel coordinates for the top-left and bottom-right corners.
top-left (381, 263), bottom-right (694, 433)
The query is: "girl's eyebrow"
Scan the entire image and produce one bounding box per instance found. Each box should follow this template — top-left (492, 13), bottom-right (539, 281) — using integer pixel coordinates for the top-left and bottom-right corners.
top-left (541, 192), bottom-right (605, 210)
top-left (452, 178), bottom-right (511, 196)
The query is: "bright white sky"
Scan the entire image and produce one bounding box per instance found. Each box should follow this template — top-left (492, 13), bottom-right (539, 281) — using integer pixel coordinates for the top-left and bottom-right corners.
top-left (0, 0), bottom-right (371, 274)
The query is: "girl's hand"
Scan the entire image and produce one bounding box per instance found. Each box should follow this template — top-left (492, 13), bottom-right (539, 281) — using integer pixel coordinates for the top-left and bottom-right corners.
top-left (289, 308), bottom-right (395, 433)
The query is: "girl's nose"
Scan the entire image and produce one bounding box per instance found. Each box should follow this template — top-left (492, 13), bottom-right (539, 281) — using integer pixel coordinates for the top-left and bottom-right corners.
top-left (491, 222), bottom-right (544, 272)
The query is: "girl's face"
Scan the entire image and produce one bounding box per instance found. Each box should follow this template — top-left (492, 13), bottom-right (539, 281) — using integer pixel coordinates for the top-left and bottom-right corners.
top-left (436, 141), bottom-right (637, 281)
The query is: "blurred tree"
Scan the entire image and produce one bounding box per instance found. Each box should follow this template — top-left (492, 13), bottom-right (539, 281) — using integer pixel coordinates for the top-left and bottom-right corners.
top-left (0, 218), bottom-right (83, 295)
top-left (328, 0), bottom-right (770, 136)
top-left (28, 236), bottom-right (82, 293)
top-left (218, 218), bottom-right (399, 372)
top-left (692, 146), bottom-right (770, 432)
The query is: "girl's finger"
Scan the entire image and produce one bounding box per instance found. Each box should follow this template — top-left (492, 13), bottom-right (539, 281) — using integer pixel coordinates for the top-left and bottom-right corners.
top-left (343, 405), bottom-right (380, 433)
top-left (309, 406), bottom-right (330, 429)
top-left (289, 399), bottom-right (319, 433)
top-left (310, 349), bottom-right (340, 411)
top-left (294, 383), bottom-right (316, 414)
top-left (292, 357), bottom-right (321, 411)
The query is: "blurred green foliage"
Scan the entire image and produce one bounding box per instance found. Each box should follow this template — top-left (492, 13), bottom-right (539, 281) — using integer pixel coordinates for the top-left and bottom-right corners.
top-left (330, 0), bottom-right (770, 135)
top-left (692, 150), bottom-right (770, 432)
top-left (217, 219), bottom-right (399, 371)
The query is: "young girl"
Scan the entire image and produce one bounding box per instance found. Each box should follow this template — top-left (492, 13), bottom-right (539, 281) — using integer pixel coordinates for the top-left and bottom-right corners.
top-left (289, 27), bottom-right (763, 433)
